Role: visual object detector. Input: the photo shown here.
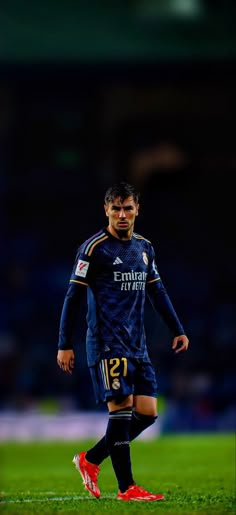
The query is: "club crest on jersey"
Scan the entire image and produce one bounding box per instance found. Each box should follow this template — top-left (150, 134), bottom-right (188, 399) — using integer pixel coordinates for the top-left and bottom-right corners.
top-left (112, 378), bottom-right (120, 390)
top-left (75, 259), bottom-right (89, 277)
top-left (142, 252), bottom-right (149, 265)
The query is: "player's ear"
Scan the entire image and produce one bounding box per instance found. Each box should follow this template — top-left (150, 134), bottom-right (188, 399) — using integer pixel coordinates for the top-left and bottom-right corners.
top-left (136, 203), bottom-right (140, 216)
top-left (104, 204), bottom-right (109, 217)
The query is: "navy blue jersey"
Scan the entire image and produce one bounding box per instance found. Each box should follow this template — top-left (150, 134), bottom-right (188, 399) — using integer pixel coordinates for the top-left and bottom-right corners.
top-left (70, 229), bottom-right (162, 366)
top-left (58, 228), bottom-right (186, 365)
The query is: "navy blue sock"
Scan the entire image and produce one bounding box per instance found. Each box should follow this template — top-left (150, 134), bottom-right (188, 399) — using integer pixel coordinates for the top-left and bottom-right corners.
top-left (130, 411), bottom-right (157, 440)
top-left (86, 411), bottom-right (157, 466)
top-left (105, 407), bottom-right (134, 493)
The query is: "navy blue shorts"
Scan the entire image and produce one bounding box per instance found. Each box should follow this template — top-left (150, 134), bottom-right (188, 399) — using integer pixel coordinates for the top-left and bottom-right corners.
top-left (89, 357), bottom-right (158, 404)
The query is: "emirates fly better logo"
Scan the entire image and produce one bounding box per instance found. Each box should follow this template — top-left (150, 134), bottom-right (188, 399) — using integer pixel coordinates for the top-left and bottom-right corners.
top-left (75, 259), bottom-right (90, 277)
top-left (113, 270), bottom-right (147, 291)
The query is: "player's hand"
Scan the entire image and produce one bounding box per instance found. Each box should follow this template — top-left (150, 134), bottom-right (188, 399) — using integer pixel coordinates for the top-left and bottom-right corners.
top-left (172, 335), bottom-right (189, 354)
top-left (57, 349), bottom-right (75, 375)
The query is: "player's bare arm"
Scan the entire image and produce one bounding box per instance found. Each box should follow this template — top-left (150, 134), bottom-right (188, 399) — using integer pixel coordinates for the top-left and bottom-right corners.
top-left (57, 349), bottom-right (75, 375)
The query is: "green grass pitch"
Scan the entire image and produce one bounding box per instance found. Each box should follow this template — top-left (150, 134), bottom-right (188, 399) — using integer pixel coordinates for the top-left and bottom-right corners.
top-left (0, 433), bottom-right (235, 514)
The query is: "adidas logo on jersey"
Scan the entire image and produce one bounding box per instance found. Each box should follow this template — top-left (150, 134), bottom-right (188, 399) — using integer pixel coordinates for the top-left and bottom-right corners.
top-left (113, 257), bottom-right (123, 265)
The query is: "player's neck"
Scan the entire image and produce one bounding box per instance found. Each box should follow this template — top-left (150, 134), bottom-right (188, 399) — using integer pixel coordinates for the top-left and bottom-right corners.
top-left (107, 225), bottom-right (133, 241)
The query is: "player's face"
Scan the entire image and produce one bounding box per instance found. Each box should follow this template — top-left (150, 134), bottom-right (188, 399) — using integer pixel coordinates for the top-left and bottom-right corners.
top-left (104, 196), bottom-right (139, 239)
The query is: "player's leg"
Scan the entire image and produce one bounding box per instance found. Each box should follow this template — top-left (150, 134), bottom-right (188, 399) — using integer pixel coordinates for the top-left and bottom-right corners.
top-left (106, 396), bottom-right (164, 501)
top-left (116, 362), bottom-right (164, 501)
top-left (85, 361), bottom-right (158, 464)
top-left (105, 395), bottom-right (135, 494)
top-left (72, 358), bottom-right (133, 497)
top-left (95, 357), bottom-right (135, 493)
top-left (73, 359), bottom-right (162, 500)
top-left (102, 364), bottom-right (159, 496)
top-left (87, 359), bottom-right (163, 500)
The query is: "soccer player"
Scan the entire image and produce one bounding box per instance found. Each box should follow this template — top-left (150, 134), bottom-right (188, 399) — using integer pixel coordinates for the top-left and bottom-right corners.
top-left (57, 181), bottom-right (189, 502)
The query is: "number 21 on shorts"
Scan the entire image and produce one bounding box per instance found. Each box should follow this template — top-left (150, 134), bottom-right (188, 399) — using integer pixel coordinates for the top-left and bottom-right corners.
top-left (100, 357), bottom-right (128, 390)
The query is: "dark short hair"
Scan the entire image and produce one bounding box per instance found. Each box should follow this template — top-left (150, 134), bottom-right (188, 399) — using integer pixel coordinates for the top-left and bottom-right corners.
top-left (104, 182), bottom-right (140, 204)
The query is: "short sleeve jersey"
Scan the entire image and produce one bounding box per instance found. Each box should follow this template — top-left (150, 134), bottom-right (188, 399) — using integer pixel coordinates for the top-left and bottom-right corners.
top-left (70, 228), bottom-right (160, 366)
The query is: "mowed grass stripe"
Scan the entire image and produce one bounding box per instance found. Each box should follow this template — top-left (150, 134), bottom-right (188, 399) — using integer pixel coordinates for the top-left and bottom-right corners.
top-left (1, 495), bottom-right (115, 504)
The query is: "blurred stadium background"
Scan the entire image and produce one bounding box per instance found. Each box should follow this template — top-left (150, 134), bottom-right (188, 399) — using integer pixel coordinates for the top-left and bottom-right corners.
top-left (1, 0), bottom-right (236, 439)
